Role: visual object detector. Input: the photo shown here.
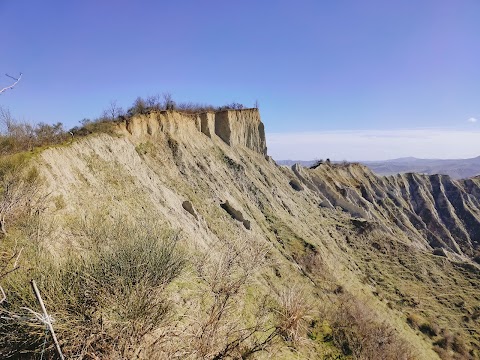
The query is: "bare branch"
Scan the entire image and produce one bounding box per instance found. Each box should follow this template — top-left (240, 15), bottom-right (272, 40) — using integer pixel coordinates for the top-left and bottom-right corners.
top-left (0, 285), bottom-right (5, 304)
top-left (0, 73), bottom-right (23, 95)
top-left (13, 247), bottom-right (23, 268)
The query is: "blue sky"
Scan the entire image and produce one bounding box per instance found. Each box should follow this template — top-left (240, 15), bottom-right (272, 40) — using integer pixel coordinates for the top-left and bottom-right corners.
top-left (1, 0), bottom-right (479, 160)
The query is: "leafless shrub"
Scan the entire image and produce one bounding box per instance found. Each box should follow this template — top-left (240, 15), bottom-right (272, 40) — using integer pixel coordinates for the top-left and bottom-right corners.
top-left (0, 108), bottom-right (34, 154)
top-left (176, 102), bottom-right (216, 113)
top-left (145, 95), bottom-right (161, 110)
top-left (0, 244), bottom-right (23, 306)
top-left (166, 238), bottom-right (266, 358)
top-left (185, 238), bottom-right (270, 359)
top-left (0, 107), bottom-right (68, 155)
top-left (330, 293), bottom-right (416, 360)
top-left (175, 101), bottom-right (248, 114)
top-left (33, 122), bottom-right (65, 146)
top-left (127, 96), bottom-right (148, 116)
top-left (102, 100), bottom-right (125, 122)
top-left (163, 92), bottom-right (176, 110)
top-left (217, 102), bottom-right (244, 111)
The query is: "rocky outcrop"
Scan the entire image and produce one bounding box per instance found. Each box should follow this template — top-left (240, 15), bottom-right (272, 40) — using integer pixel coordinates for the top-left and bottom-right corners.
top-left (214, 109), bottom-right (267, 155)
top-left (121, 109), bottom-right (267, 155)
top-left (220, 201), bottom-right (251, 229)
top-left (293, 163), bottom-right (480, 259)
top-left (96, 109), bottom-right (480, 259)
top-left (122, 111), bottom-right (202, 143)
top-left (199, 112), bottom-right (215, 138)
top-left (289, 179), bottom-right (304, 191)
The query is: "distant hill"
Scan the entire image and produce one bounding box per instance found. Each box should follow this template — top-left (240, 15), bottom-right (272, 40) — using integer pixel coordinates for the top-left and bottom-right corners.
top-left (277, 156), bottom-right (480, 179)
top-left (276, 159), bottom-right (317, 167)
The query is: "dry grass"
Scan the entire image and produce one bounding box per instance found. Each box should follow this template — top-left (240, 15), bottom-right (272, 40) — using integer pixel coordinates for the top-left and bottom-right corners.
top-left (0, 153), bottom-right (43, 236)
top-left (0, 218), bottom-right (185, 359)
top-left (274, 286), bottom-right (311, 345)
top-left (343, 230), bottom-right (480, 359)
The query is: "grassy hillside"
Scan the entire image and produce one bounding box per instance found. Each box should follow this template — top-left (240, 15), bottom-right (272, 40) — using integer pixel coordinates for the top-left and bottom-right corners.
top-left (0, 110), bottom-right (478, 359)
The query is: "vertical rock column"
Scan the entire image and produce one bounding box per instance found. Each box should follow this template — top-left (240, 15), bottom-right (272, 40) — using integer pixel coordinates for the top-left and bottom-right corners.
top-left (214, 109), bottom-right (267, 155)
top-left (200, 112), bottom-right (216, 138)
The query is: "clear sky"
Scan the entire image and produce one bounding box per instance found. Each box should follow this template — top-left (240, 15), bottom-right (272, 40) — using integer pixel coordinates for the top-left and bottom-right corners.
top-left (1, 0), bottom-right (479, 160)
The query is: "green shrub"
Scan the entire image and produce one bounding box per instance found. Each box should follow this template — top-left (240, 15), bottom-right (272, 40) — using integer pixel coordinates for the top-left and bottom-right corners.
top-left (70, 117), bottom-right (116, 137)
top-left (0, 219), bottom-right (185, 359)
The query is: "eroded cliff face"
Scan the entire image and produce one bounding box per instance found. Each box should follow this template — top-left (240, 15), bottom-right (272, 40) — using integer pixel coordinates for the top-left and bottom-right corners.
top-left (214, 109), bottom-right (267, 155)
top-left (291, 163), bottom-right (480, 260)
top-left (121, 108), bottom-right (267, 155)
top-left (33, 109), bottom-right (480, 359)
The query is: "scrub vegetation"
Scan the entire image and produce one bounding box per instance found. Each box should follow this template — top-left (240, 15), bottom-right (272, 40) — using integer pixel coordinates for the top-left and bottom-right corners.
top-left (0, 108), bottom-right (478, 359)
top-left (0, 95), bottom-right (247, 157)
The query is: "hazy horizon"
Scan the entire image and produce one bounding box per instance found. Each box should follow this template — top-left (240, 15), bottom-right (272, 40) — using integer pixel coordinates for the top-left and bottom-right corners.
top-left (267, 128), bottom-right (480, 162)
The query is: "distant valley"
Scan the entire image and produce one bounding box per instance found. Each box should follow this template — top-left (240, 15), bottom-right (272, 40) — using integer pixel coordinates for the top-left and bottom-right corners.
top-left (278, 156), bottom-right (480, 179)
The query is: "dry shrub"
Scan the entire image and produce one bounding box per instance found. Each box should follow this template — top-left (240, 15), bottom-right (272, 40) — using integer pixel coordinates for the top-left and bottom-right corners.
top-left (406, 312), bottom-right (439, 337)
top-left (433, 330), bottom-right (474, 360)
top-left (185, 238), bottom-right (272, 359)
top-left (175, 101), bottom-right (245, 113)
top-left (124, 95), bottom-right (246, 116)
top-left (152, 237), bottom-right (311, 359)
top-left (330, 293), bottom-right (416, 360)
top-left (0, 107), bottom-right (67, 155)
top-left (0, 218), bottom-right (185, 359)
top-left (155, 236), bottom-right (296, 359)
top-left (433, 345), bottom-right (474, 360)
top-left (0, 154), bottom-right (42, 236)
top-left (274, 286), bottom-right (311, 344)
top-left (176, 102), bottom-right (216, 113)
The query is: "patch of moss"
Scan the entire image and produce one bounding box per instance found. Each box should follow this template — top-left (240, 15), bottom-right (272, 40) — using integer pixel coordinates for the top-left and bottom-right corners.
top-left (135, 141), bottom-right (153, 155)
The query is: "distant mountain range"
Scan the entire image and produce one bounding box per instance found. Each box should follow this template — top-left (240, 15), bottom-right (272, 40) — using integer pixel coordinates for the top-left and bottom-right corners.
top-left (277, 156), bottom-right (480, 179)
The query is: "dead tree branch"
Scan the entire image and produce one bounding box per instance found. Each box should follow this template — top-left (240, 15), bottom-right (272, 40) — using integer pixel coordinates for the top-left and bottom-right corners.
top-left (0, 73), bottom-right (22, 95)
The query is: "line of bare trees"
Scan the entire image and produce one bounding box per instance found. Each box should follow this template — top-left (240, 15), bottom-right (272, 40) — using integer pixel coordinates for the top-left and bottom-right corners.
top-left (0, 107), bottom-right (67, 156)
